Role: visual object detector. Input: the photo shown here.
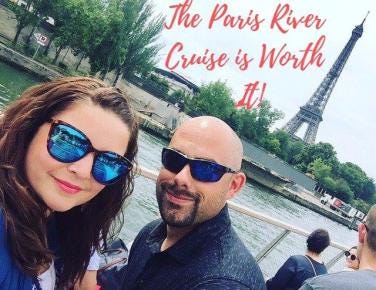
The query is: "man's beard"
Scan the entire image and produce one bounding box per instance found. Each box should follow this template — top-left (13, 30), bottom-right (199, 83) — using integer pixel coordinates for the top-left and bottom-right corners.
top-left (156, 182), bottom-right (201, 227)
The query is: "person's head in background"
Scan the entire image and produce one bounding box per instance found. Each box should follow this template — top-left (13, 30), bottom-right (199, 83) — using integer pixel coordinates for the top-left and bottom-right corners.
top-left (0, 77), bottom-right (138, 287)
top-left (344, 246), bottom-right (359, 270)
top-left (307, 229), bottom-right (330, 255)
top-left (357, 205), bottom-right (376, 269)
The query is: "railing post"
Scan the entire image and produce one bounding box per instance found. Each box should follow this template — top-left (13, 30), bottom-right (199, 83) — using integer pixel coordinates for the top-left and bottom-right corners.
top-left (256, 229), bottom-right (290, 263)
top-left (326, 250), bottom-right (346, 270)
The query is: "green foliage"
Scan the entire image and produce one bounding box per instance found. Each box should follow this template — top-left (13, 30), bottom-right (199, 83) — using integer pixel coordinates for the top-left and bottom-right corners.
top-left (359, 179), bottom-right (376, 202)
top-left (271, 130), bottom-right (289, 160)
top-left (263, 136), bottom-right (280, 155)
top-left (231, 101), bottom-right (283, 145)
top-left (321, 176), bottom-right (337, 191)
top-left (184, 81), bottom-right (283, 146)
top-left (169, 89), bottom-right (189, 105)
top-left (337, 162), bottom-right (368, 197)
top-left (351, 199), bottom-right (371, 214)
top-left (10, 1), bottom-right (37, 45)
top-left (307, 158), bottom-right (332, 182)
top-left (116, 0), bottom-right (165, 82)
top-left (186, 81), bottom-right (235, 120)
top-left (286, 140), bottom-right (305, 165)
top-left (31, 0), bottom-right (163, 77)
top-left (333, 178), bottom-right (354, 203)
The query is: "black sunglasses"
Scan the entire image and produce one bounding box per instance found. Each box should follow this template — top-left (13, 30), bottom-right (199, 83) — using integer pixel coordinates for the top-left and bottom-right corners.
top-left (344, 251), bottom-right (357, 261)
top-left (161, 147), bottom-right (237, 182)
top-left (47, 119), bottom-right (132, 185)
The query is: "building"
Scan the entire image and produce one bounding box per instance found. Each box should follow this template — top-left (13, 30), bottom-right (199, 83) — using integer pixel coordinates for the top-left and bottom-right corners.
top-left (153, 68), bottom-right (199, 97)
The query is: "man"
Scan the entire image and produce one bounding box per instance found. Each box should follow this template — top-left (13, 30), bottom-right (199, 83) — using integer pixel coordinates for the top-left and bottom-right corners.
top-left (299, 205), bottom-right (376, 290)
top-left (266, 229), bottom-right (330, 290)
top-left (118, 116), bottom-right (266, 290)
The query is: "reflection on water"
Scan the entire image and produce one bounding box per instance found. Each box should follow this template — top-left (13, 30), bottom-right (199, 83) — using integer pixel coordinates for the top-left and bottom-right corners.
top-left (0, 61), bottom-right (358, 278)
top-left (0, 61), bottom-right (41, 107)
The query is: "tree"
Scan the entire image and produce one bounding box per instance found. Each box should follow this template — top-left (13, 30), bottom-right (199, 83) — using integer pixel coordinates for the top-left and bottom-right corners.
top-left (307, 158), bottom-right (332, 182)
top-left (113, 0), bottom-right (164, 84)
top-left (232, 108), bottom-right (258, 140)
top-left (333, 179), bottom-right (354, 202)
top-left (168, 89), bottom-right (189, 105)
top-left (270, 130), bottom-right (290, 160)
top-left (255, 101), bottom-right (283, 143)
top-left (338, 162), bottom-right (368, 198)
top-left (359, 179), bottom-right (376, 202)
top-left (321, 176), bottom-right (337, 192)
top-left (186, 81), bottom-right (235, 120)
top-left (85, 0), bottom-right (126, 76)
top-left (51, 0), bottom-right (106, 65)
top-left (10, 1), bottom-right (36, 45)
top-left (351, 199), bottom-right (372, 214)
top-left (286, 140), bottom-right (305, 165)
top-left (24, 0), bottom-right (54, 46)
top-left (263, 136), bottom-right (280, 155)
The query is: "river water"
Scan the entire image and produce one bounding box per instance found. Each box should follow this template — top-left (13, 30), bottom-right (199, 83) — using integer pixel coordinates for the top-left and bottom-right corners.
top-left (0, 60), bottom-right (358, 277)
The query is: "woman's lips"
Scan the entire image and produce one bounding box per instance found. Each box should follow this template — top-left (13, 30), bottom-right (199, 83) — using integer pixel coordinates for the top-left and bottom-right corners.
top-left (54, 178), bottom-right (82, 194)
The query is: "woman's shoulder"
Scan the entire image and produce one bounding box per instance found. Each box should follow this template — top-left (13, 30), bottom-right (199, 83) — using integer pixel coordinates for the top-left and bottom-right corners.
top-left (0, 209), bottom-right (34, 289)
top-left (0, 209), bottom-right (8, 252)
top-left (0, 209), bottom-right (13, 280)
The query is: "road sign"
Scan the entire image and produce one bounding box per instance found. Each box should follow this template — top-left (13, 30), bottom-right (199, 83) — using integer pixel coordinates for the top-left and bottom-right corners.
top-left (34, 33), bottom-right (49, 46)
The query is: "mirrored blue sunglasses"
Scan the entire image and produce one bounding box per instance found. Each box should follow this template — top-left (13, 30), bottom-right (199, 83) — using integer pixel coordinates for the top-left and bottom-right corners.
top-left (47, 119), bottom-right (132, 185)
top-left (161, 147), bottom-right (237, 182)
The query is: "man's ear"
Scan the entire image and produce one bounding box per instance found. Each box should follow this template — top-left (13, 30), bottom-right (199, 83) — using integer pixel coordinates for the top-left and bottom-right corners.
top-left (226, 172), bottom-right (246, 200)
top-left (358, 223), bottom-right (367, 244)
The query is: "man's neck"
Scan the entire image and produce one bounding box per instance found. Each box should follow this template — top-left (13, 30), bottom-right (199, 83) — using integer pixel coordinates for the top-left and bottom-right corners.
top-left (306, 251), bottom-right (322, 263)
top-left (161, 224), bottom-right (195, 251)
top-left (359, 248), bottom-right (376, 271)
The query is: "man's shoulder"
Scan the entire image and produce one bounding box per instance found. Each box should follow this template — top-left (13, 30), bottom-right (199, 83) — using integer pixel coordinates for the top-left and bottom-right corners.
top-left (198, 226), bottom-right (265, 287)
top-left (129, 219), bottom-right (163, 250)
top-left (140, 219), bottom-right (162, 234)
top-left (133, 218), bottom-right (162, 239)
top-left (303, 270), bottom-right (376, 289)
top-left (206, 224), bottom-right (254, 259)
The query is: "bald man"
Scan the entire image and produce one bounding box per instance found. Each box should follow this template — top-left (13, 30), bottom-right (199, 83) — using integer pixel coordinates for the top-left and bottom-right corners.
top-left (114, 116), bottom-right (266, 290)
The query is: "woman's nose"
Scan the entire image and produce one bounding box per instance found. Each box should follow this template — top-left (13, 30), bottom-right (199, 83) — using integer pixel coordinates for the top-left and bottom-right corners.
top-left (66, 153), bottom-right (95, 179)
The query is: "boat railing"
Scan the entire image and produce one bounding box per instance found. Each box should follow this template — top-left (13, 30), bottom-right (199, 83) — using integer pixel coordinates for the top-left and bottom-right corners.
top-left (136, 166), bottom-right (350, 271)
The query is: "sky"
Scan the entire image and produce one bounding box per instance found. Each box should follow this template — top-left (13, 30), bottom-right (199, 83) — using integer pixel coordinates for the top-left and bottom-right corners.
top-left (151, 0), bottom-right (376, 180)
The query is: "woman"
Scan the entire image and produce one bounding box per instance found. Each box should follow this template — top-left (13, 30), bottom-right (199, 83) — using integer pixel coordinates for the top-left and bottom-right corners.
top-left (343, 246), bottom-right (359, 271)
top-left (0, 77), bottom-right (138, 289)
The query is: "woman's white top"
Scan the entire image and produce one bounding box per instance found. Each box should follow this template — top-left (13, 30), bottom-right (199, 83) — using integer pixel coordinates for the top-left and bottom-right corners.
top-left (37, 250), bottom-right (100, 289)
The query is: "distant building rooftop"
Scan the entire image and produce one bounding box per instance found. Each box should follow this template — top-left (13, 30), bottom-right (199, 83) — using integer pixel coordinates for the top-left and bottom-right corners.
top-left (154, 68), bottom-right (200, 94)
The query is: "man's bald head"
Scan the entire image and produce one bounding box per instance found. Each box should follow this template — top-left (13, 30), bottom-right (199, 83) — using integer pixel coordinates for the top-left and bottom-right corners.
top-left (171, 116), bottom-right (243, 170)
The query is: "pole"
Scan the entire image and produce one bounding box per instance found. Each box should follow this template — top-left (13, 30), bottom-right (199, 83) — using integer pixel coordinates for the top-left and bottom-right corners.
top-left (33, 44), bottom-right (41, 59)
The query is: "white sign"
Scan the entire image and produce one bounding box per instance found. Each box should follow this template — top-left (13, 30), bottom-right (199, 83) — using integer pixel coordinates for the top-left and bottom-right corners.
top-left (34, 33), bottom-right (49, 46)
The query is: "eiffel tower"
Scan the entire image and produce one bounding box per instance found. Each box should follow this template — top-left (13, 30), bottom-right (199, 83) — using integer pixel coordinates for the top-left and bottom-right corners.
top-left (282, 13), bottom-right (368, 144)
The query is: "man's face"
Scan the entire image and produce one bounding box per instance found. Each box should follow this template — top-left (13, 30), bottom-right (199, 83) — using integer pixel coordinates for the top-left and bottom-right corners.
top-left (156, 127), bottom-right (235, 228)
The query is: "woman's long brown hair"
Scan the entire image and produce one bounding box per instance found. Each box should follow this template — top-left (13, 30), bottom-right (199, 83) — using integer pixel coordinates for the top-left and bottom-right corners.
top-left (0, 77), bottom-right (138, 288)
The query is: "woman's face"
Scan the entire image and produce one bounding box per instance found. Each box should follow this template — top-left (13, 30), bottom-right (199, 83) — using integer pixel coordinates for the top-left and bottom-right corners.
top-left (345, 248), bottom-right (360, 270)
top-left (25, 100), bottom-right (131, 212)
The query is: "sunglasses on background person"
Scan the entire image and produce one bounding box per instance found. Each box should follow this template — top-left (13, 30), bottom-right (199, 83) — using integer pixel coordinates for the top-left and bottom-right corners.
top-left (161, 147), bottom-right (237, 182)
top-left (344, 251), bottom-right (358, 261)
top-left (47, 119), bottom-right (133, 185)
